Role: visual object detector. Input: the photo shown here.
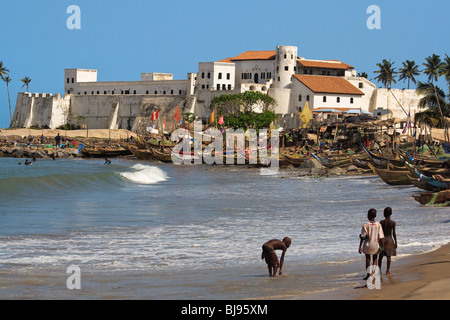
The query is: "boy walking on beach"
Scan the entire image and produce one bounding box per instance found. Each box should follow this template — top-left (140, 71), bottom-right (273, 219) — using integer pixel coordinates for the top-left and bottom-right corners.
top-left (378, 207), bottom-right (397, 275)
top-left (261, 237), bottom-right (291, 277)
top-left (359, 209), bottom-right (384, 280)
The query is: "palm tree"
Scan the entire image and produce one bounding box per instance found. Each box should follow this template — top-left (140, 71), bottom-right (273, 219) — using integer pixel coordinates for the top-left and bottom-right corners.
top-left (374, 59), bottom-right (397, 89)
top-left (20, 76), bottom-right (31, 92)
top-left (398, 60), bottom-right (420, 89)
top-left (357, 72), bottom-right (368, 79)
top-left (422, 54), bottom-right (445, 84)
top-left (2, 76), bottom-right (12, 123)
top-left (415, 81), bottom-right (449, 129)
top-left (0, 61), bottom-right (9, 80)
top-left (442, 54), bottom-right (450, 97)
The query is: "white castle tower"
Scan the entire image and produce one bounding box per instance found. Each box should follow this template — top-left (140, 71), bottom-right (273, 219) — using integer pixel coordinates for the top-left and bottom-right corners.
top-left (269, 46), bottom-right (298, 114)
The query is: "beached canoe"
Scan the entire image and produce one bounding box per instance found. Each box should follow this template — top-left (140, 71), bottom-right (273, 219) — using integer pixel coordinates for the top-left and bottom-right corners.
top-left (130, 147), bottom-right (155, 160)
top-left (363, 146), bottom-right (405, 167)
top-left (368, 163), bottom-right (411, 186)
top-left (81, 146), bottom-right (131, 158)
top-left (311, 153), bottom-right (354, 168)
top-left (412, 190), bottom-right (450, 205)
top-left (282, 154), bottom-right (307, 167)
top-left (149, 147), bottom-right (173, 163)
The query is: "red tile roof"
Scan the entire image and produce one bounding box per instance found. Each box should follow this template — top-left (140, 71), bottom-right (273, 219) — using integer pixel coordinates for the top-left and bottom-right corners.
top-left (297, 59), bottom-right (354, 70)
top-left (229, 51), bottom-right (277, 61)
top-left (217, 57), bottom-right (234, 63)
top-left (293, 75), bottom-right (364, 95)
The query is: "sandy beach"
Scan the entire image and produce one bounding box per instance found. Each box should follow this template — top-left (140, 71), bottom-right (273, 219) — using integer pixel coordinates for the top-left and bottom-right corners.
top-left (306, 243), bottom-right (450, 300)
top-left (357, 243), bottom-right (450, 300)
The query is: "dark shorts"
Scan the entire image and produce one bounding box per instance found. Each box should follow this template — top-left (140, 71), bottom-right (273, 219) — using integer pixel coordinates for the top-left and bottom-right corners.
top-left (262, 245), bottom-right (279, 267)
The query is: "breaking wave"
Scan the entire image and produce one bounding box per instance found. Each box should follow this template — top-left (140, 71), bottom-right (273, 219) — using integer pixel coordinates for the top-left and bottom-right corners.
top-left (119, 164), bottom-right (168, 185)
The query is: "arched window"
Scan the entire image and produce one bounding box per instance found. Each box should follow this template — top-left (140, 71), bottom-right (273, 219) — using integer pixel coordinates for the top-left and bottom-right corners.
top-left (337, 97), bottom-right (340, 103)
top-left (298, 95), bottom-right (302, 102)
top-left (323, 96), bottom-right (327, 103)
top-left (306, 95), bottom-right (310, 101)
top-left (350, 97), bottom-right (354, 104)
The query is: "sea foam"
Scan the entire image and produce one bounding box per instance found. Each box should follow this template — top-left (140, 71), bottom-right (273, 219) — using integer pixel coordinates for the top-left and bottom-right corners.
top-left (119, 164), bottom-right (168, 184)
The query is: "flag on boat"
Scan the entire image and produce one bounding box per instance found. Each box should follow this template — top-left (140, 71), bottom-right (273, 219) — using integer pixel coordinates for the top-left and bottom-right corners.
top-left (151, 110), bottom-right (159, 121)
top-left (300, 101), bottom-right (313, 128)
top-left (174, 106), bottom-right (181, 124)
top-left (209, 110), bottom-right (216, 124)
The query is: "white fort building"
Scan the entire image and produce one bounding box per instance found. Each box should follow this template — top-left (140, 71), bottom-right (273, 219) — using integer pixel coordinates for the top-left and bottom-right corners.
top-left (11, 45), bottom-right (423, 131)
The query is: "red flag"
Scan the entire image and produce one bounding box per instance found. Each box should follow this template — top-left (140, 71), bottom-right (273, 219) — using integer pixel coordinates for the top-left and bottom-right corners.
top-left (155, 110), bottom-right (159, 120)
top-left (218, 116), bottom-right (224, 125)
top-left (174, 106), bottom-right (181, 124)
top-left (151, 113), bottom-right (154, 121)
top-left (164, 119), bottom-right (167, 128)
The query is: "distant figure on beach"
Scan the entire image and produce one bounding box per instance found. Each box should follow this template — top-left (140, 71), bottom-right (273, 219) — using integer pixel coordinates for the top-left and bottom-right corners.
top-left (359, 209), bottom-right (384, 280)
top-left (104, 158), bottom-right (112, 165)
top-left (378, 207), bottom-right (397, 276)
top-left (55, 133), bottom-right (61, 148)
top-left (261, 237), bottom-right (291, 277)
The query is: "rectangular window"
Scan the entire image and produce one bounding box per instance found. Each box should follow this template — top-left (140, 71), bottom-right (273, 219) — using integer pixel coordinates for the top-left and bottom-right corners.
top-left (217, 84), bottom-right (220, 90)
top-left (67, 78), bottom-right (70, 84)
top-left (72, 78), bottom-right (74, 83)
top-left (218, 73), bottom-right (222, 79)
top-left (285, 66), bottom-right (289, 71)
top-left (207, 73), bottom-right (211, 79)
top-left (228, 84), bottom-right (231, 90)
top-left (227, 73), bottom-right (230, 80)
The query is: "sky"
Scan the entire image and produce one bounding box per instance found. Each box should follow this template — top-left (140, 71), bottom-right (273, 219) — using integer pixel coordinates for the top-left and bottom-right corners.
top-left (1, 0), bottom-right (450, 127)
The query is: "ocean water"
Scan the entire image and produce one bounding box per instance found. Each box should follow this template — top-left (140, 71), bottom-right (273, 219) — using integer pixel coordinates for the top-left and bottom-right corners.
top-left (0, 157), bottom-right (448, 299)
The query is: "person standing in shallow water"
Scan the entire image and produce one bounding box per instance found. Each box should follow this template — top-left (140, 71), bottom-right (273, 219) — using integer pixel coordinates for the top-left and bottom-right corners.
top-left (261, 237), bottom-right (291, 277)
top-left (359, 209), bottom-right (384, 280)
top-left (378, 207), bottom-right (397, 275)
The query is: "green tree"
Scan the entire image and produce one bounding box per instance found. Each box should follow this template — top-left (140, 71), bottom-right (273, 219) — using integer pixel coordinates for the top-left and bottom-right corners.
top-left (0, 61), bottom-right (9, 80)
top-left (2, 76), bottom-right (12, 124)
top-left (211, 92), bottom-right (277, 130)
top-left (357, 72), bottom-right (368, 79)
top-left (398, 60), bottom-right (420, 89)
top-left (374, 59), bottom-right (397, 89)
top-left (20, 76), bottom-right (32, 92)
top-left (422, 54), bottom-right (445, 84)
top-left (442, 54), bottom-right (450, 97)
top-left (415, 81), bottom-right (449, 128)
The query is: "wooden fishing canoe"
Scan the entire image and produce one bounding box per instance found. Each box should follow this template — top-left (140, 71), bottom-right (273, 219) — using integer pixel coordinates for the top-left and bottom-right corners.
top-left (368, 163), bottom-right (411, 186)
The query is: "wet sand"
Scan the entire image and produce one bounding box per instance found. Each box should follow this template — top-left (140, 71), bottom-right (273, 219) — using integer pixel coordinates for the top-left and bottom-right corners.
top-left (303, 243), bottom-right (450, 300)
